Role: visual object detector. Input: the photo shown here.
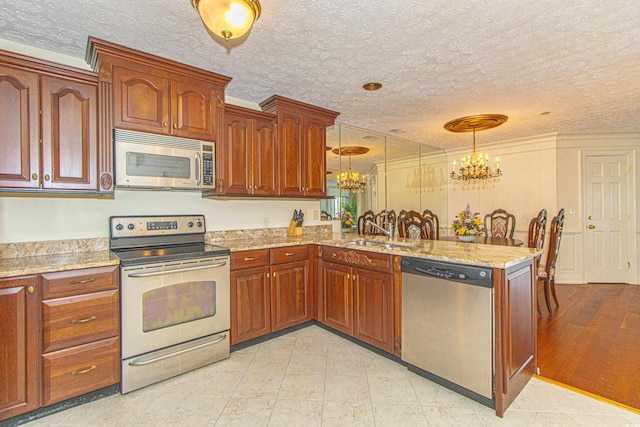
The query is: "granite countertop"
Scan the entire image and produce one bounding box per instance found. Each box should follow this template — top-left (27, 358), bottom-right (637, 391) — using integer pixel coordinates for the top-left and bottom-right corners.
top-left (217, 233), bottom-right (539, 269)
top-left (0, 231), bottom-right (538, 279)
top-left (0, 250), bottom-right (120, 279)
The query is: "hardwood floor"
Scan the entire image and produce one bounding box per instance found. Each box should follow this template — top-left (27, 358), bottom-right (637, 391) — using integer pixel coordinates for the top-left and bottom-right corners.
top-left (537, 283), bottom-right (640, 410)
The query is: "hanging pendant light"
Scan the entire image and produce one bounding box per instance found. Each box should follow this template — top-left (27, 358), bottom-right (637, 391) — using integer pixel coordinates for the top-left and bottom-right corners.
top-left (445, 114), bottom-right (507, 182)
top-left (333, 146), bottom-right (369, 193)
top-left (191, 0), bottom-right (261, 41)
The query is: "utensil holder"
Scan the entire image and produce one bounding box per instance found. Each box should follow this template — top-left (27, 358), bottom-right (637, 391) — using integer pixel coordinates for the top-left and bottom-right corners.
top-left (287, 220), bottom-right (302, 237)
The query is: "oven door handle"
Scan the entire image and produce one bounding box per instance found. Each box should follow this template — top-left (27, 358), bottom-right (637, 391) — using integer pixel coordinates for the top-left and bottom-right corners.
top-left (128, 334), bottom-right (227, 367)
top-left (127, 261), bottom-right (227, 278)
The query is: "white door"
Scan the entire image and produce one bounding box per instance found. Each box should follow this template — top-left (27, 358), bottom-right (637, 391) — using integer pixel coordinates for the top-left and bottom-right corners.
top-left (583, 153), bottom-right (632, 283)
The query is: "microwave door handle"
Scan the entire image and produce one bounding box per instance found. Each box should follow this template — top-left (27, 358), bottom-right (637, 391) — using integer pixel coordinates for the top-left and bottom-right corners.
top-left (194, 152), bottom-right (201, 187)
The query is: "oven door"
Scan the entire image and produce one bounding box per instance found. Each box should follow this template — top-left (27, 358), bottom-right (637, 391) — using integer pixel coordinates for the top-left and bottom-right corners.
top-left (120, 256), bottom-right (230, 359)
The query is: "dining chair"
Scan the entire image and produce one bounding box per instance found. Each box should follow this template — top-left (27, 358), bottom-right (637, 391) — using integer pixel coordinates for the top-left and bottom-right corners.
top-left (397, 210), bottom-right (436, 240)
top-left (484, 209), bottom-right (516, 239)
top-left (357, 210), bottom-right (376, 235)
top-left (527, 209), bottom-right (547, 315)
top-left (422, 209), bottom-right (440, 240)
top-left (539, 209), bottom-right (565, 313)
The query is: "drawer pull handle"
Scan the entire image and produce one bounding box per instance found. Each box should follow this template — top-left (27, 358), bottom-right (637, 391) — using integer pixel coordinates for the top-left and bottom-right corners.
top-left (285, 252), bottom-right (295, 256)
top-left (244, 256), bottom-right (258, 261)
top-left (69, 278), bottom-right (97, 285)
top-left (71, 315), bottom-right (97, 324)
top-left (71, 365), bottom-right (96, 375)
top-left (28, 286), bottom-right (35, 294)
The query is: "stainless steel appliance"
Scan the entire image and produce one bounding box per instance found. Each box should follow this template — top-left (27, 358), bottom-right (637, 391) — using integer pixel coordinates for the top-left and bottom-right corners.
top-left (109, 214), bottom-right (230, 393)
top-left (401, 257), bottom-right (494, 407)
top-left (114, 129), bottom-right (215, 190)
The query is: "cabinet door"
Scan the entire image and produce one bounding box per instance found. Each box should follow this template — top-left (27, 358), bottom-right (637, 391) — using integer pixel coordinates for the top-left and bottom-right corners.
top-left (271, 260), bottom-right (310, 332)
top-left (303, 116), bottom-right (327, 196)
top-left (112, 66), bottom-right (170, 134)
top-left (40, 75), bottom-right (98, 190)
top-left (223, 111), bottom-right (252, 195)
top-left (0, 65), bottom-right (40, 189)
top-left (230, 266), bottom-right (271, 344)
top-left (171, 80), bottom-right (218, 141)
top-left (0, 276), bottom-right (39, 421)
top-left (320, 262), bottom-right (353, 335)
top-left (353, 268), bottom-right (394, 353)
top-left (252, 117), bottom-right (277, 195)
top-left (277, 111), bottom-right (304, 196)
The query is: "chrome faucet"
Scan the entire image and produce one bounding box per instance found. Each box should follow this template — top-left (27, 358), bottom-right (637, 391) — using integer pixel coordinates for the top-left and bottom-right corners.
top-left (365, 220), bottom-right (394, 241)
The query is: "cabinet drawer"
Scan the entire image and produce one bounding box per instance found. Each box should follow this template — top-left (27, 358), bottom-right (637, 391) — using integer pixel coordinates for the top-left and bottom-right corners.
top-left (321, 246), bottom-right (393, 273)
top-left (42, 337), bottom-right (120, 406)
top-left (42, 290), bottom-right (119, 353)
top-left (230, 249), bottom-right (270, 270)
top-left (42, 266), bottom-right (118, 299)
top-left (270, 245), bottom-right (308, 264)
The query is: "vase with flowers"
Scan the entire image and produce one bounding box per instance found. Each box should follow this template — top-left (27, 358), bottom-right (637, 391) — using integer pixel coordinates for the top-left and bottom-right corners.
top-left (340, 210), bottom-right (355, 233)
top-left (452, 203), bottom-right (484, 242)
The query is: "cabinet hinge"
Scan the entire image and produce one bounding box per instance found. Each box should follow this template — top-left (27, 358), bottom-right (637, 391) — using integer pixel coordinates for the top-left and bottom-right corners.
top-left (628, 262), bottom-right (631, 269)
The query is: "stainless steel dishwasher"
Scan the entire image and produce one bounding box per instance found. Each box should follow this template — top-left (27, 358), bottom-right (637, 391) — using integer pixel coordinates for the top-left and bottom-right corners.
top-left (401, 257), bottom-right (494, 406)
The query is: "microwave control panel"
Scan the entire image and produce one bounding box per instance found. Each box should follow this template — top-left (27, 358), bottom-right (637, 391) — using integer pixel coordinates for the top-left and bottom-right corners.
top-left (202, 145), bottom-right (214, 187)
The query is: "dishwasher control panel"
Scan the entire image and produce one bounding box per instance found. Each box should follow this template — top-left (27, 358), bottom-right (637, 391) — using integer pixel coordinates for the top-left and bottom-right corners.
top-left (401, 257), bottom-right (492, 288)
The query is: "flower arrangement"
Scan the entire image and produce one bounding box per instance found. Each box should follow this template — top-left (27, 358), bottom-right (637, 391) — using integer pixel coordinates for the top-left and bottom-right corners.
top-left (452, 204), bottom-right (484, 235)
top-left (340, 210), bottom-right (355, 229)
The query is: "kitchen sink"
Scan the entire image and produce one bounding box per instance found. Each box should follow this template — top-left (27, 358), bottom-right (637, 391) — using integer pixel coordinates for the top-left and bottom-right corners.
top-left (347, 239), bottom-right (384, 247)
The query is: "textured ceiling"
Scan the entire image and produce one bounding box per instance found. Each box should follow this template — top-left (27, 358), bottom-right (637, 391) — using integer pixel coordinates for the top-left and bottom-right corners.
top-left (1, 0), bottom-right (639, 151)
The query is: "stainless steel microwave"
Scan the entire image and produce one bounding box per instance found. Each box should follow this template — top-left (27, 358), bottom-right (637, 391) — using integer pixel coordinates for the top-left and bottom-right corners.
top-left (114, 129), bottom-right (215, 190)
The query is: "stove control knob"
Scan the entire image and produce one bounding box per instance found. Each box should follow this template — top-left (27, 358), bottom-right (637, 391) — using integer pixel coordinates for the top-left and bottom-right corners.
top-left (115, 223), bottom-right (123, 231)
top-left (188, 221), bottom-right (194, 228)
top-left (127, 223), bottom-right (135, 230)
top-left (196, 221), bottom-right (203, 228)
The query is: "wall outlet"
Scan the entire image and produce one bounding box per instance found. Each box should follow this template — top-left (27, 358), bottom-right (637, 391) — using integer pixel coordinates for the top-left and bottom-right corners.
top-left (313, 209), bottom-right (319, 220)
top-left (569, 208), bottom-right (576, 215)
top-left (264, 217), bottom-right (270, 227)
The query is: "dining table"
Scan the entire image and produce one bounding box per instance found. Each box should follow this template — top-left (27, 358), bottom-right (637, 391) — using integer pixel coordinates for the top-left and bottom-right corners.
top-left (439, 235), bottom-right (524, 247)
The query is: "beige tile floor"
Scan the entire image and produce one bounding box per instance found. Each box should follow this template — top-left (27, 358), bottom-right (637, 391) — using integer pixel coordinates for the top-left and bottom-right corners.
top-left (22, 325), bottom-right (640, 427)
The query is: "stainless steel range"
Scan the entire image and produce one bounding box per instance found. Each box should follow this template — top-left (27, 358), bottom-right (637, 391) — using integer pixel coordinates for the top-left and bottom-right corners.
top-left (109, 214), bottom-right (230, 393)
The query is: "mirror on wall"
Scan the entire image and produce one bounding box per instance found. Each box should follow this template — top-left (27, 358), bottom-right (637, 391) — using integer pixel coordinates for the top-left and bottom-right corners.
top-left (324, 124), bottom-right (448, 236)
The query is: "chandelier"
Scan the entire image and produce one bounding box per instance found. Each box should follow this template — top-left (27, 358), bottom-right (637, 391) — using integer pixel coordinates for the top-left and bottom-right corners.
top-left (191, 0), bottom-right (261, 41)
top-left (444, 114), bottom-right (508, 182)
top-left (333, 146), bottom-right (369, 193)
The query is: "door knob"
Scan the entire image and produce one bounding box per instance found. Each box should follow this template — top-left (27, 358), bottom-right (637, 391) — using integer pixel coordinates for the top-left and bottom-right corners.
top-left (587, 225), bottom-right (596, 229)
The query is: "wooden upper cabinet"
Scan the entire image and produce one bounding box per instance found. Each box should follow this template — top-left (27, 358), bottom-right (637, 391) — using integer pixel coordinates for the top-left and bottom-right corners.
top-left (0, 51), bottom-right (103, 193)
top-left (304, 116), bottom-right (328, 197)
top-left (171, 79), bottom-right (218, 140)
top-left (0, 64), bottom-right (40, 189)
top-left (87, 37), bottom-right (231, 144)
top-left (40, 75), bottom-right (98, 190)
top-left (260, 95), bottom-right (339, 197)
top-left (112, 66), bottom-right (170, 134)
top-left (219, 104), bottom-right (276, 195)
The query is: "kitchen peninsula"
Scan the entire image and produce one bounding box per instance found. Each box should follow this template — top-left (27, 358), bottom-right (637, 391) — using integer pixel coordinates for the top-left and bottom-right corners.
top-left (0, 230), bottom-right (538, 423)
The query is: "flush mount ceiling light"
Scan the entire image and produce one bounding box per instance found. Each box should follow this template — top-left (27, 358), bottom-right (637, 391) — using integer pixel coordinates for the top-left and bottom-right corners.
top-left (445, 114), bottom-right (507, 183)
top-left (191, 0), bottom-right (261, 41)
top-left (362, 82), bottom-right (382, 91)
top-left (332, 146), bottom-right (369, 193)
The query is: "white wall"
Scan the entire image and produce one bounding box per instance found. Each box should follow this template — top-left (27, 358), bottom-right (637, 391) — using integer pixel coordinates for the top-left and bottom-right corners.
top-left (447, 134), bottom-right (558, 240)
top-left (0, 190), bottom-right (322, 243)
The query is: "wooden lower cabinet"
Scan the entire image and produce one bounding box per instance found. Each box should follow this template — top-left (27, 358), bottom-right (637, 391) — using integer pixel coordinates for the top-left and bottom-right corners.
top-left (231, 265), bottom-right (271, 344)
top-left (494, 260), bottom-right (536, 417)
top-left (271, 260), bottom-right (310, 331)
top-left (319, 247), bottom-right (395, 354)
top-left (0, 276), bottom-right (39, 421)
top-left (320, 262), bottom-right (352, 335)
top-left (230, 246), bottom-right (311, 345)
top-left (42, 337), bottom-right (119, 406)
top-left (352, 268), bottom-right (393, 352)
top-left (40, 266), bottom-right (120, 409)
